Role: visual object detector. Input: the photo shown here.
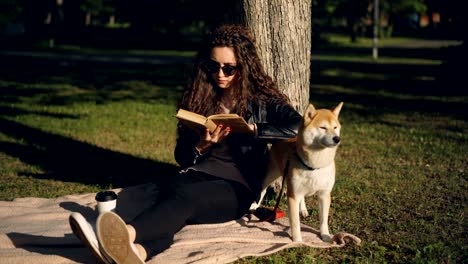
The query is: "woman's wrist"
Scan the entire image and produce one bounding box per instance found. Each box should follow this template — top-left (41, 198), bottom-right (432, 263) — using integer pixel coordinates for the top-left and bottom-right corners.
top-left (248, 123), bottom-right (258, 137)
top-left (195, 143), bottom-right (211, 154)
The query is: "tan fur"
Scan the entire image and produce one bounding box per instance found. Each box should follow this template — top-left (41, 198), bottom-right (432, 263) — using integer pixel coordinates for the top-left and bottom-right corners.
top-left (251, 102), bottom-right (344, 242)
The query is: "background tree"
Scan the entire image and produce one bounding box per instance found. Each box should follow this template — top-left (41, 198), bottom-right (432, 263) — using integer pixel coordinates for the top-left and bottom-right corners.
top-left (80, 0), bottom-right (103, 26)
top-left (313, 0), bottom-right (429, 41)
top-left (380, 0), bottom-right (427, 37)
top-left (233, 0), bottom-right (312, 113)
top-left (334, 0), bottom-right (371, 42)
top-left (0, 0), bottom-right (24, 31)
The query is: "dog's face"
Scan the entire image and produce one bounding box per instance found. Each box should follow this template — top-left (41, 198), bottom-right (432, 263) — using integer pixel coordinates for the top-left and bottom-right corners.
top-left (299, 102), bottom-right (343, 148)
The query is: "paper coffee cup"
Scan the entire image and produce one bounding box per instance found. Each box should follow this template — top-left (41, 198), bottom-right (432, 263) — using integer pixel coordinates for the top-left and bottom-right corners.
top-left (95, 191), bottom-right (118, 214)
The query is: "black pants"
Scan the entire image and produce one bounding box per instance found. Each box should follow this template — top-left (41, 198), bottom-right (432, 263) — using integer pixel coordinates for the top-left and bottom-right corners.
top-left (129, 170), bottom-right (254, 257)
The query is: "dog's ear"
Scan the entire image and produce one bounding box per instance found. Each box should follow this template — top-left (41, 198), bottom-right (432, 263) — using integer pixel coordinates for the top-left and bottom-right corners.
top-left (303, 104), bottom-right (317, 124)
top-left (332, 102), bottom-right (344, 117)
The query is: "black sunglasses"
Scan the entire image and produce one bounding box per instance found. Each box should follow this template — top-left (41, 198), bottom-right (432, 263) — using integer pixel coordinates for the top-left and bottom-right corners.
top-left (203, 60), bottom-right (238, 77)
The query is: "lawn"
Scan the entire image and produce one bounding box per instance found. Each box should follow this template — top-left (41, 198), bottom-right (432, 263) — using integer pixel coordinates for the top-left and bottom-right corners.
top-left (0, 36), bottom-right (466, 263)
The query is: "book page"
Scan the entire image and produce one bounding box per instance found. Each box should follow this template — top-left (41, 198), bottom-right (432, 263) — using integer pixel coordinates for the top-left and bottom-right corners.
top-left (176, 109), bottom-right (253, 134)
top-left (208, 115), bottom-right (253, 134)
top-left (176, 109), bottom-right (217, 132)
top-left (176, 109), bottom-right (207, 124)
top-left (207, 113), bottom-right (242, 119)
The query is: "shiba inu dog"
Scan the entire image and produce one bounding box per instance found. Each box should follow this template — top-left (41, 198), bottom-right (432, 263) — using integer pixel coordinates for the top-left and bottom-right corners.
top-left (251, 102), bottom-right (343, 242)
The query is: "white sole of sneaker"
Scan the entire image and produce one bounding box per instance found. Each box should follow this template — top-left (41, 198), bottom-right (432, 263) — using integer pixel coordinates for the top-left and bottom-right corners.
top-left (97, 212), bottom-right (144, 264)
top-left (69, 212), bottom-right (111, 264)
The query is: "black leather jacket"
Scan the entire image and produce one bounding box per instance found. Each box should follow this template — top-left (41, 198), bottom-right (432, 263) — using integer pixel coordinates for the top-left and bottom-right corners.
top-left (174, 101), bottom-right (302, 195)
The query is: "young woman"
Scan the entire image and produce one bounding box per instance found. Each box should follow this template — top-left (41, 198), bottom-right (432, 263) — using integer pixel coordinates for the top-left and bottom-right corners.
top-left (70, 24), bottom-right (302, 263)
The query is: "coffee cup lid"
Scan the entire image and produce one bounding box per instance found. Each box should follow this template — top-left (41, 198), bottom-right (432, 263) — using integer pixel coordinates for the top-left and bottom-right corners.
top-left (95, 191), bottom-right (118, 202)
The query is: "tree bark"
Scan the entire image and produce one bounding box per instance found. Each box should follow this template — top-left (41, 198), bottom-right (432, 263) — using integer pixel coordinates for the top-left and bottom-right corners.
top-left (85, 12), bottom-right (91, 26)
top-left (237, 0), bottom-right (311, 113)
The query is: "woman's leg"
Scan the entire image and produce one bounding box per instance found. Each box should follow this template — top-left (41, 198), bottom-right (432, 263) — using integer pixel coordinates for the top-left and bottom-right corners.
top-left (129, 172), bottom-right (249, 258)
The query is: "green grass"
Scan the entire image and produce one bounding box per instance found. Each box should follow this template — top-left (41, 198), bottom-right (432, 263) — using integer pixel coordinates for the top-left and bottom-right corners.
top-left (0, 36), bottom-right (466, 263)
top-left (48, 44), bottom-right (198, 57)
top-left (313, 54), bottom-right (442, 64)
top-left (28, 38), bottom-right (198, 57)
top-left (323, 33), bottom-right (463, 49)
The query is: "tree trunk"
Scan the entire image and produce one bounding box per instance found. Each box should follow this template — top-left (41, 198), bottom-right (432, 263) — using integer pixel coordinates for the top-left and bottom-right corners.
top-left (109, 15), bottom-right (115, 26)
top-left (237, 0), bottom-right (311, 113)
top-left (85, 12), bottom-right (91, 26)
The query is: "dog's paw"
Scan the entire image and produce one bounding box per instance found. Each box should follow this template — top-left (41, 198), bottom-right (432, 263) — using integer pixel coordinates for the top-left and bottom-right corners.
top-left (299, 202), bottom-right (309, 217)
top-left (320, 233), bottom-right (332, 242)
top-left (249, 202), bottom-right (259, 211)
top-left (331, 232), bottom-right (362, 245)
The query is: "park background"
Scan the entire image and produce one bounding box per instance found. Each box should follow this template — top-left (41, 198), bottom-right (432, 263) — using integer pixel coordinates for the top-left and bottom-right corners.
top-left (0, 0), bottom-right (466, 263)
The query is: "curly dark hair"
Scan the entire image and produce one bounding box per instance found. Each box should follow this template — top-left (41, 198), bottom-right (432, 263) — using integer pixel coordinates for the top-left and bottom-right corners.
top-left (178, 24), bottom-right (289, 118)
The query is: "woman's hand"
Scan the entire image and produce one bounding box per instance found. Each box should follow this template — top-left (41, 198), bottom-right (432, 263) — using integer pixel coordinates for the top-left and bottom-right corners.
top-left (195, 125), bottom-right (231, 154)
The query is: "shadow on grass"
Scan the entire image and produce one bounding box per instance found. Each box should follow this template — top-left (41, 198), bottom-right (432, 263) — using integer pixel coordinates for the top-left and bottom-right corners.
top-left (0, 59), bottom-right (187, 188)
top-left (309, 43), bottom-right (467, 121)
top-left (313, 43), bottom-right (460, 61)
top-left (0, 117), bottom-right (178, 188)
top-left (309, 60), bottom-right (466, 120)
top-left (0, 56), bottom-right (189, 105)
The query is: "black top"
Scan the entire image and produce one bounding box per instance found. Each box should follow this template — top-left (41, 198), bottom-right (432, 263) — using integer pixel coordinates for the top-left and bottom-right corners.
top-left (187, 137), bottom-right (249, 189)
top-left (175, 101), bottom-right (301, 196)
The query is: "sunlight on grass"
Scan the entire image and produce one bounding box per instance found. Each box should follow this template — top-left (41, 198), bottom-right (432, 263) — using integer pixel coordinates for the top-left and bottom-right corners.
top-left (314, 53), bottom-right (443, 64)
top-left (7, 101), bottom-right (178, 164)
top-left (48, 44), bottom-right (197, 58)
top-left (324, 33), bottom-right (462, 49)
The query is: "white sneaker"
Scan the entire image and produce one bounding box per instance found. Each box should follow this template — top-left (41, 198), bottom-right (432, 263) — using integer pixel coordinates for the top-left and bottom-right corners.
top-left (97, 211), bottom-right (145, 264)
top-left (69, 212), bottom-right (112, 264)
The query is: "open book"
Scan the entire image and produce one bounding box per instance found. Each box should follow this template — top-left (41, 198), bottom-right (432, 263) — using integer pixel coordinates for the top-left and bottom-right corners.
top-left (176, 109), bottom-right (253, 134)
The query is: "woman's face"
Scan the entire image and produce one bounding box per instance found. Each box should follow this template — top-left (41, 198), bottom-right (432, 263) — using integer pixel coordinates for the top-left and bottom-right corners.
top-left (209, 47), bottom-right (238, 90)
